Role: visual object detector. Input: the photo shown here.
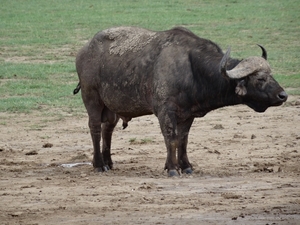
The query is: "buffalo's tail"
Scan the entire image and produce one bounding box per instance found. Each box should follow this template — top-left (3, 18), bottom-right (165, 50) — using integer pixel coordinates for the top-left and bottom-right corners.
top-left (73, 82), bottom-right (81, 95)
top-left (122, 121), bottom-right (128, 130)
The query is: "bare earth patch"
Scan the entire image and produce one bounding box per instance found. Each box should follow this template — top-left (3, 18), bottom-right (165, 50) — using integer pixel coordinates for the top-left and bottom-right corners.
top-left (0, 97), bottom-right (299, 224)
top-left (1, 45), bottom-right (78, 64)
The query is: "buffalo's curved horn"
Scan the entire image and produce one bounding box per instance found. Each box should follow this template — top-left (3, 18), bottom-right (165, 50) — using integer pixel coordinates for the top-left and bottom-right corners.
top-left (257, 44), bottom-right (267, 60)
top-left (220, 46), bottom-right (271, 79)
top-left (220, 47), bottom-right (231, 77)
top-left (226, 56), bottom-right (271, 79)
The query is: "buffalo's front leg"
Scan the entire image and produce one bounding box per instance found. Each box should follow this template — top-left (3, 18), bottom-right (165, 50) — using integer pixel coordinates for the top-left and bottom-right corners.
top-left (177, 118), bottom-right (194, 174)
top-left (158, 111), bottom-right (180, 176)
top-left (164, 139), bottom-right (179, 177)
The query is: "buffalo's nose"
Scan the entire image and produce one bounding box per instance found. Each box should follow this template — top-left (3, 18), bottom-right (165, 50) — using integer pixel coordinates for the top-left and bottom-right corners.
top-left (278, 91), bottom-right (288, 102)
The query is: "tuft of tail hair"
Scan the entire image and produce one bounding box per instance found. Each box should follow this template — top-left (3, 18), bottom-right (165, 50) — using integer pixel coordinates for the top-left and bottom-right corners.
top-left (73, 83), bottom-right (81, 95)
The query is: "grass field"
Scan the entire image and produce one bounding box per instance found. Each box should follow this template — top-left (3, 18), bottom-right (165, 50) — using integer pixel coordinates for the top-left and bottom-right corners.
top-left (1, 0), bottom-right (299, 113)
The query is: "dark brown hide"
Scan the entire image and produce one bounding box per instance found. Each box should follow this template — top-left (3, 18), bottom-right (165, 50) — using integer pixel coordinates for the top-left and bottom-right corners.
top-left (75, 26), bottom-right (287, 176)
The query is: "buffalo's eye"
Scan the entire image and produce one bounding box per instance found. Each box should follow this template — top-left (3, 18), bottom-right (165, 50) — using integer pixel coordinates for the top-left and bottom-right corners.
top-left (258, 78), bottom-right (266, 82)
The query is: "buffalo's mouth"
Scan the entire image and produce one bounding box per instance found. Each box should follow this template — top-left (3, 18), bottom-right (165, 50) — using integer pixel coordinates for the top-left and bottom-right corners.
top-left (271, 100), bottom-right (285, 107)
top-left (247, 91), bottom-right (288, 113)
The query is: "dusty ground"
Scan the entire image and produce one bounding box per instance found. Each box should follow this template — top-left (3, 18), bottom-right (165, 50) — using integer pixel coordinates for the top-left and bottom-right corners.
top-left (0, 96), bottom-right (299, 225)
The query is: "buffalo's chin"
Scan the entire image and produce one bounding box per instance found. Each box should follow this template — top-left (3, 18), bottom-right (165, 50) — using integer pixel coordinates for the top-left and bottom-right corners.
top-left (247, 102), bottom-right (268, 113)
top-left (253, 107), bottom-right (267, 113)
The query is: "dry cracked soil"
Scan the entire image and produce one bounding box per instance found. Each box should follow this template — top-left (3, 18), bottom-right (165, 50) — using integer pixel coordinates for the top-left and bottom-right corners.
top-left (0, 96), bottom-right (300, 225)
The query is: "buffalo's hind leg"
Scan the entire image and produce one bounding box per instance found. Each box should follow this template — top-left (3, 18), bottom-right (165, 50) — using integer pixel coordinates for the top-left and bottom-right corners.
top-left (81, 89), bottom-right (108, 172)
top-left (88, 114), bottom-right (110, 172)
top-left (102, 107), bottom-right (119, 170)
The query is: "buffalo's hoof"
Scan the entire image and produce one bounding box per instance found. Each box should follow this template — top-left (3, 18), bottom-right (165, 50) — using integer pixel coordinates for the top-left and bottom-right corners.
top-left (182, 167), bottom-right (193, 174)
top-left (108, 163), bottom-right (113, 170)
top-left (168, 169), bottom-right (179, 177)
top-left (103, 165), bottom-right (110, 172)
top-left (94, 165), bottom-right (110, 172)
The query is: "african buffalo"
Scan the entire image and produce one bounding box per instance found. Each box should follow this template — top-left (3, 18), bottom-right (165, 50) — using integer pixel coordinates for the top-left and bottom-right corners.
top-left (74, 26), bottom-right (287, 176)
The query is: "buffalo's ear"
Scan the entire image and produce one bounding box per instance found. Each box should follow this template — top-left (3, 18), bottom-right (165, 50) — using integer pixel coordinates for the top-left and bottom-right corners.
top-left (235, 80), bottom-right (247, 96)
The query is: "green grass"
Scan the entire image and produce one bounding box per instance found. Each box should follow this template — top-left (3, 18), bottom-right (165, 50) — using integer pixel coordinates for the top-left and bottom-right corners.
top-left (0, 0), bottom-right (299, 113)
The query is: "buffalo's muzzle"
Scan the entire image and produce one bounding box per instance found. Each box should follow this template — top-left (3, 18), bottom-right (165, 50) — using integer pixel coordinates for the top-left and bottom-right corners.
top-left (277, 91), bottom-right (288, 102)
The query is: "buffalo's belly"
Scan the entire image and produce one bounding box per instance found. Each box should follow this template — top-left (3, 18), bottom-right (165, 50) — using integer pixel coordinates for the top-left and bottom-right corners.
top-left (100, 84), bottom-right (153, 117)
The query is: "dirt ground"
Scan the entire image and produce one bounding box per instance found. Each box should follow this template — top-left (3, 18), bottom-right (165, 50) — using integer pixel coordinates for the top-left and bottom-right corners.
top-left (0, 96), bottom-right (299, 225)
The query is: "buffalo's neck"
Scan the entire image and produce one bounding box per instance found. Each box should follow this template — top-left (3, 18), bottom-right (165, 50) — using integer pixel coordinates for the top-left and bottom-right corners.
top-left (192, 71), bottom-right (242, 117)
top-left (188, 54), bottom-right (244, 117)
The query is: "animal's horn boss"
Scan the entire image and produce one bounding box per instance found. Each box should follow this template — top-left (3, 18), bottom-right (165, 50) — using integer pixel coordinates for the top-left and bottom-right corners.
top-left (220, 47), bottom-right (231, 77)
top-left (257, 44), bottom-right (267, 60)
